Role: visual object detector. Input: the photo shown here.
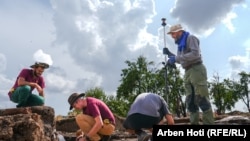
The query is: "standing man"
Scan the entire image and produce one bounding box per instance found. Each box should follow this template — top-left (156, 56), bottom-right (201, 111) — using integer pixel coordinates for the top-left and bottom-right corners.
top-left (8, 62), bottom-right (49, 107)
top-left (68, 93), bottom-right (115, 141)
top-left (167, 24), bottom-right (214, 125)
top-left (123, 93), bottom-right (174, 141)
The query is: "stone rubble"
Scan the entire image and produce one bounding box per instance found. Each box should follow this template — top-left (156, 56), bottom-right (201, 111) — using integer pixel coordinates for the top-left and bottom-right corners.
top-left (0, 106), bottom-right (249, 141)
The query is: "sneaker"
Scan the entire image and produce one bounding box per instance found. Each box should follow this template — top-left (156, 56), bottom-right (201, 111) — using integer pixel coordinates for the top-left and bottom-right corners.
top-left (137, 131), bottom-right (151, 141)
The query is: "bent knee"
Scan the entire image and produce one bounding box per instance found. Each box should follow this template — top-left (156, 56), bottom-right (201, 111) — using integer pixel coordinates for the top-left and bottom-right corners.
top-left (197, 96), bottom-right (211, 111)
top-left (19, 85), bottom-right (31, 93)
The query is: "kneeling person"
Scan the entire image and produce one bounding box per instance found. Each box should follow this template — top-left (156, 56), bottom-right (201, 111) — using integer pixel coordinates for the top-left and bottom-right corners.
top-left (68, 93), bottom-right (115, 141)
top-left (123, 93), bottom-right (174, 141)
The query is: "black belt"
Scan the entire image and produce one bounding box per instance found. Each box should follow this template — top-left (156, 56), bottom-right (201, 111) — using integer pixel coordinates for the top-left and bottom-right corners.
top-left (184, 62), bottom-right (202, 70)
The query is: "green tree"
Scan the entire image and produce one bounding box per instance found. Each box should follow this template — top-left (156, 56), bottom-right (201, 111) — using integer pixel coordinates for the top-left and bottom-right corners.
top-left (117, 55), bottom-right (155, 103)
top-left (235, 71), bottom-right (250, 112)
top-left (209, 73), bottom-right (238, 114)
top-left (170, 68), bottom-right (186, 117)
top-left (105, 95), bottom-right (129, 117)
top-left (157, 65), bottom-right (186, 117)
top-left (117, 55), bottom-right (186, 117)
top-left (85, 87), bottom-right (107, 101)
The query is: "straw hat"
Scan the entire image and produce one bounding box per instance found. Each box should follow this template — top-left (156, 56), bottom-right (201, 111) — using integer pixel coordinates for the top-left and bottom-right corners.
top-left (167, 24), bottom-right (184, 34)
top-left (30, 62), bottom-right (49, 69)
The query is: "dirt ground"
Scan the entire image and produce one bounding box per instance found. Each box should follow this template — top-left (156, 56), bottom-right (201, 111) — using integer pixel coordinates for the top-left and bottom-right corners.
top-left (59, 110), bottom-right (250, 141)
top-left (59, 130), bottom-right (140, 141)
top-left (112, 138), bottom-right (137, 141)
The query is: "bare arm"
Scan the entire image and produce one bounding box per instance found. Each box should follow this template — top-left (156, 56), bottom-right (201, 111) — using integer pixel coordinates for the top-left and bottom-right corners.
top-left (85, 115), bottom-right (103, 138)
top-left (18, 77), bottom-right (34, 86)
top-left (165, 114), bottom-right (175, 125)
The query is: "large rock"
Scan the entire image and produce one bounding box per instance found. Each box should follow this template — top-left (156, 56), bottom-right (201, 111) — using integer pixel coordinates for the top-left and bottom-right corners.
top-left (56, 117), bottom-right (78, 132)
top-left (0, 106), bottom-right (56, 141)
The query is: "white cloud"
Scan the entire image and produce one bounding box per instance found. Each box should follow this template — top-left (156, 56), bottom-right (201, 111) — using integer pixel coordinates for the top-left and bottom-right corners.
top-left (50, 0), bottom-right (158, 94)
top-left (228, 41), bottom-right (250, 79)
top-left (45, 73), bottom-right (76, 92)
top-left (0, 53), bottom-right (7, 72)
top-left (170, 0), bottom-right (244, 35)
top-left (243, 39), bottom-right (250, 57)
top-left (229, 55), bottom-right (246, 69)
top-left (222, 12), bottom-right (237, 33)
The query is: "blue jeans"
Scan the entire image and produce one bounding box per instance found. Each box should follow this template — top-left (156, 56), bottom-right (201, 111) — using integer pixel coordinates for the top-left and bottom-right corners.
top-left (11, 85), bottom-right (44, 107)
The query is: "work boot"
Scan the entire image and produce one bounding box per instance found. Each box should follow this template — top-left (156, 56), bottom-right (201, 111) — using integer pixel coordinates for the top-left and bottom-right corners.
top-left (16, 103), bottom-right (25, 108)
top-left (189, 112), bottom-right (200, 125)
top-left (136, 130), bottom-right (151, 141)
top-left (202, 109), bottom-right (214, 125)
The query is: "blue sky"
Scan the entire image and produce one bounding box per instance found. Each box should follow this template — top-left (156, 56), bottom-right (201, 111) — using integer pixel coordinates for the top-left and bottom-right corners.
top-left (0, 0), bottom-right (249, 116)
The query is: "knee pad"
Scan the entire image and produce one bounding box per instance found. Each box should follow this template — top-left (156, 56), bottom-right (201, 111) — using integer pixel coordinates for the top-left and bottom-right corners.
top-left (186, 94), bottom-right (199, 112)
top-left (197, 95), bottom-right (211, 112)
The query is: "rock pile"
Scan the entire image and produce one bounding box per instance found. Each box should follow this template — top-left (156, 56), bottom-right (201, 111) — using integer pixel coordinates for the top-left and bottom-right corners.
top-left (0, 106), bottom-right (56, 141)
top-left (0, 106), bottom-right (250, 141)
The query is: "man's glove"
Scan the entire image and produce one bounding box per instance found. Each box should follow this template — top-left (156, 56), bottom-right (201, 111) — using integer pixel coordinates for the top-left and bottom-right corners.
top-left (168, 56), bottom-right (176, 64)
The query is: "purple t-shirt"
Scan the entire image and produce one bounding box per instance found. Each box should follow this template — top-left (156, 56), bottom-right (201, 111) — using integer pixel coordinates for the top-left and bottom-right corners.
top-left (12, 68), bottom-right (45, 92)
top-left (83, 97), bottom-right (115, 125)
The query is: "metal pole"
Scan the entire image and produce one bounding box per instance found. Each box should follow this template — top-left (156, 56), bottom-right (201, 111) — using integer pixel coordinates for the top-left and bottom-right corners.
top-left (161, 18), bottom-right (169, 104)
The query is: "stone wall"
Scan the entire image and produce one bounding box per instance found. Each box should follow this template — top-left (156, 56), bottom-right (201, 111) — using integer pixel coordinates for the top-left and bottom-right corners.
top-left (1, 106), bottom-right (250, 141)
top-left (0, 106), bottom-right (56, 141)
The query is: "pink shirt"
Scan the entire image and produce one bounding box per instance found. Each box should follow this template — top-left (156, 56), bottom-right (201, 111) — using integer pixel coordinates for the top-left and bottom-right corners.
top-left (12, 68), bottom-right (45, 91)
top-left (83, 97), bottom-right (115, 125)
